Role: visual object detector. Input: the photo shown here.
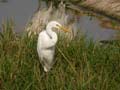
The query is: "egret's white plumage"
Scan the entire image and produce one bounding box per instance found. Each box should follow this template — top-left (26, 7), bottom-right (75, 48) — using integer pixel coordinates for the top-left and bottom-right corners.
top-left (37, 21), bottom-right (69, 72)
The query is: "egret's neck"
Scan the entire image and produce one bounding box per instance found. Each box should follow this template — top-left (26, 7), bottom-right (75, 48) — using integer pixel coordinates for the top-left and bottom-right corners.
top-left (46, 26), bottom-right (54, 38)
top-left (46, 26), bottom-right (58, 45)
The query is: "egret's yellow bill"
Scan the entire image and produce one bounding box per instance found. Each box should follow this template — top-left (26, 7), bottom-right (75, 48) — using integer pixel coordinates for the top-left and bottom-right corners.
top-left (57, 25), bottom-right (70, 32)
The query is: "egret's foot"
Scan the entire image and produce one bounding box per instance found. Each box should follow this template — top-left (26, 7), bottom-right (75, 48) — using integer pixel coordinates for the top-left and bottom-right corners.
top-left (44, 66), bottom-right (49, 72)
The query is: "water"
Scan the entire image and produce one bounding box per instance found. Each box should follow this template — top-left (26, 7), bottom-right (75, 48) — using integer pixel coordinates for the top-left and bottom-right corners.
top-left (78, 16), bottom-right (117, 41)
top-left (0, 0), bottom-right (38, 32)
top-left (0, 0), bottom-right (118, 41)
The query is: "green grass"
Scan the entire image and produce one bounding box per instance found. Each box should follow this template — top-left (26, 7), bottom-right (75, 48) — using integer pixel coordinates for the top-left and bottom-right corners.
top-left (0, 21), bottom-right (120, 90)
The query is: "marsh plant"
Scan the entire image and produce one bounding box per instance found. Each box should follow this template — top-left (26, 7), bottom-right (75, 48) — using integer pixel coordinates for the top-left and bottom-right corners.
top-left (0, 21), bottom-right (120, 90)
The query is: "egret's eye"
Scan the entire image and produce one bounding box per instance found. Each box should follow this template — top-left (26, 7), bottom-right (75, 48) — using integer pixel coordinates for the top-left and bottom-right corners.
top-left (52, 27), bottom-right (57, 31)
top-left (56, 24), bottom-right (59, 27)
top-left (56, 24), bottom-right (61, 29)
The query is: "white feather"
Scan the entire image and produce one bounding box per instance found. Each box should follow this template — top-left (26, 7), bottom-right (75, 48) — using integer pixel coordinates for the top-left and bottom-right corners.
top-left (37, 21), bottom-right (61, 72)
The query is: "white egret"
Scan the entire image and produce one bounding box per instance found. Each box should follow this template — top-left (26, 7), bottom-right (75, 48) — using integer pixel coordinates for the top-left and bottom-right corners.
top-left (37, 21), bottom-right (69, 72)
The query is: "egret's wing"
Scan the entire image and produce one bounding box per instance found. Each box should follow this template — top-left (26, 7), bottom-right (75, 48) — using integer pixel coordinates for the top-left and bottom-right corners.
top-left (38, 31), bottom-right (57, 49)
top-left (37, 31), bottom-right (56, 72)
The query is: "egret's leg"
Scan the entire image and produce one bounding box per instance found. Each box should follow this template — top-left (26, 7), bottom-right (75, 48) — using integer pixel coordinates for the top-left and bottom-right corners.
top-left (43, 66), bottom-right (49, 72)
top-left (42, 57), bottom-right (51, 72)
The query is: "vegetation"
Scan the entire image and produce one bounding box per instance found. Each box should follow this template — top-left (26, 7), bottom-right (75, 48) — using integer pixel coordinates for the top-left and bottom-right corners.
top-left (0, 21), bottom-right (120, 90)
top-left (40, 0), bottom-right (83, 8)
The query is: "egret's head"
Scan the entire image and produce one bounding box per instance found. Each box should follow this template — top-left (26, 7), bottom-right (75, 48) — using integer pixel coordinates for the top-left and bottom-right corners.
top-left (46, 21), bottom-right (69, 32)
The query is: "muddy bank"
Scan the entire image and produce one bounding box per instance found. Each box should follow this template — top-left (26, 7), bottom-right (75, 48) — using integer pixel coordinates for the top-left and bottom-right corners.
top-left (67, 0), bottom-right (120, 23)
top-left (84, 0), bottom-right (120, 17)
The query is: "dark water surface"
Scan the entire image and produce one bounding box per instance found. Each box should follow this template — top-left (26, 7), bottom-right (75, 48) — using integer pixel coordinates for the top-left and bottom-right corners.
top-left (0, 0), bottom-right (118, 41)
top-left (78, 16), bottom-right (118, 41)
top-left (0, 0), bottom-right (38, 32)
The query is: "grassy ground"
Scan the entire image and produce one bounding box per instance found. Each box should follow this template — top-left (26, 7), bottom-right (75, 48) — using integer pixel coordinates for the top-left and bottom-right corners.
top-left (0, 21), bottom-right (120, 90)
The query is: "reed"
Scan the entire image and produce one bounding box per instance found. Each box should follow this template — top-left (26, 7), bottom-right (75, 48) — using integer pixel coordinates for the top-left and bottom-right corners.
top-left (0, 21), bottom-right (120, 90)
